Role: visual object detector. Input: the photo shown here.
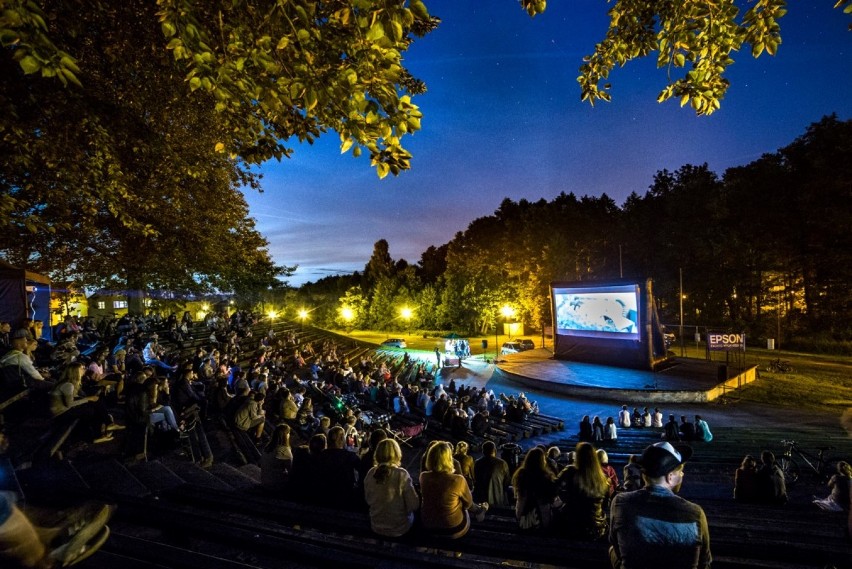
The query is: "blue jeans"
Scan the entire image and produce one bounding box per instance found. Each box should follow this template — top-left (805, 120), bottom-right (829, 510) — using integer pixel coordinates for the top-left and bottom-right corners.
top-left (144, 358), bottom-right (173, 371)
top-left (150, 406), bottom-right (178, 430)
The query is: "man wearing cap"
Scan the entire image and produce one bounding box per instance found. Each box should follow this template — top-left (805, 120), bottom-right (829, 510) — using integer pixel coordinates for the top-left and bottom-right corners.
top-left (0, 329), bottom-right (53, 393)
top-left (609, 441), bottom-right (711, 569)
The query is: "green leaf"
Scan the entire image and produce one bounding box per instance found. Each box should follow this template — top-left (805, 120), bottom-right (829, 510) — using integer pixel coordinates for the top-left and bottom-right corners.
top-left (376, 162), bottom-right (390, 179)
top-left (410, 0), bottom-right (429, 19)
top-left (59, 67), bottom-right (83, 88)
top-left (366, 21), bottom-right (384, 41)
top-left (19, 55), bottom-right (40, 74)
top-left (306, 88), bottom-right (318, 111)
top-left (340, 138), bottom-right (354, 154)
top-left (277, 36), bottom-right (289, 50)
top-left (60, 55), bottom-right (81, 74)
top-left (162, 21), bottom-right (176, 37)
top-left (389, 19), bottom-right (403, 42)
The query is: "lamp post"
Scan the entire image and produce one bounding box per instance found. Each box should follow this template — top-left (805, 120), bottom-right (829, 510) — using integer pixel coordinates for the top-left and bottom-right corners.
top-left (495, 304), bottom-right (514, 362)
top-left (679, 268), bottom-right (685, 357)
top-left (400, 306), bottom-right (412, 337)
top-left (340, 306), bottom-right (354, 334)
top-left (775, 287), bottom-right (782, 350)
top-left (494, 321), bottom-right (498, 364)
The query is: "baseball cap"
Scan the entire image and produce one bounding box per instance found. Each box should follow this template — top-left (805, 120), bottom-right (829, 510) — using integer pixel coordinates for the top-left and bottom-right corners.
top-left (639, 441), bottom-right (693, 477)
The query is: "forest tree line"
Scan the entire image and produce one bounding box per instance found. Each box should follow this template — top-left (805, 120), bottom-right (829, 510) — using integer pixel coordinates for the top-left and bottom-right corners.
top-left (290, 116), bottom-right (851, 352)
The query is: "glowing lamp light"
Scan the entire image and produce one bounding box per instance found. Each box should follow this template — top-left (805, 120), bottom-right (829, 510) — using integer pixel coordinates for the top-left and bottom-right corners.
top-left (341, 307), bottom-right (354, 321)
top-left (298, 309), bottom-right (309, 321)
top-left (267, 310), bottom-right (277, 320)
top-left (400, 307), bottom-right (412, 320)
top-left (500, 305), bottom-right (515, 319)
top-left (202, 303), bottom-right (210, 311)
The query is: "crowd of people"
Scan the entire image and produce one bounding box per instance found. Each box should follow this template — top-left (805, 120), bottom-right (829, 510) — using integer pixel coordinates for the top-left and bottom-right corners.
top-left (261, 413), bottom-right (713, 568)
top-left (575, 406), bottom-right (714, 448)
top-left (2, 313), bottom-right (850, 569)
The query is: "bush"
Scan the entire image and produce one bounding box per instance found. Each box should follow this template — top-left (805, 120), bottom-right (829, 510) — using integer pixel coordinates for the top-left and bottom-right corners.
top-left (783, 335), bottom-right (852, 356)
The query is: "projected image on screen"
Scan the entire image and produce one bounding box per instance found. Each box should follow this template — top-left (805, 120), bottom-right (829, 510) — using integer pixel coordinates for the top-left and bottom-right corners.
top-left (554, 285), bottom-right (640, 340)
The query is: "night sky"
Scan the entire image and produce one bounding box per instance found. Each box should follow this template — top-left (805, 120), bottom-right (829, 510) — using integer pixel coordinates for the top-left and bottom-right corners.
top-left (244, 1), bottom-right (851, 286)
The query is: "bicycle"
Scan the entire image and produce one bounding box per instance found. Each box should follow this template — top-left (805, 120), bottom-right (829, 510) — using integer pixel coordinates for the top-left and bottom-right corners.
top-left (767, 358), bottom-right (794, 373)
top-left (778, 439), bottom-right (834, 485)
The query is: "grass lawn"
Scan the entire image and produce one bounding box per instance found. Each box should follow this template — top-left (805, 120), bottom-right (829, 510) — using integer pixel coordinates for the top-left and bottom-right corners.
top-left (736, 349), bottom-right (852, 411)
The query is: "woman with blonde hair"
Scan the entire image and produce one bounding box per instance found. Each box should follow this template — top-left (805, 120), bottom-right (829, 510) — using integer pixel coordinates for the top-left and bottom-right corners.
top-left (453, 441), bottom-right (475, 490)
top-left (556, 442), bottom-right (610, 540)
top-left (813, 461), bottom-right (852, 512)
top-left (363, 439), bottom-right (419, 537)
top-left (597, 449), bottom-right (619, 498)
top-left (420, 441), bottom-right (487, 538)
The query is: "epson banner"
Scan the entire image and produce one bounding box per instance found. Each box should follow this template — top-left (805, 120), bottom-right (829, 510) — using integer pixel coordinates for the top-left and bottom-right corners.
top-left (708, 332), bottom-right (746, 351)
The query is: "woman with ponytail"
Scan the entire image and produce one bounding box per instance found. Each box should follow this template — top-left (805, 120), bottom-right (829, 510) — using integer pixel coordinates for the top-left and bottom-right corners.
top-left (363, 438), bottom-right (419, 537)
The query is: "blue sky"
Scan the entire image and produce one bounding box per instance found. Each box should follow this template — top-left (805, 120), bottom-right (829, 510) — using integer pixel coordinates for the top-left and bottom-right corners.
top-left (244, 1), bottom-right (852, 286)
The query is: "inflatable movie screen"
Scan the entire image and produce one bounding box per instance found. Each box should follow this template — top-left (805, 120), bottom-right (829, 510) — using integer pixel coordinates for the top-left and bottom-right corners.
top-left (551, 280), bottom-right (668, 370)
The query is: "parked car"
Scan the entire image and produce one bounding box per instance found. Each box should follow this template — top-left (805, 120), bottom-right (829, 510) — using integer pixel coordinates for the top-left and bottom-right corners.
top-left (501, 341), bottom-right (523, 355)
top-left (381, 338), bottom-right (407, 349)
top-left (517, 339), bottom-right (535, 351)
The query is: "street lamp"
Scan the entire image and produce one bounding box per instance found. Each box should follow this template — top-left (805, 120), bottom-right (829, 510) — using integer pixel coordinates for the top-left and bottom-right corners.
top-left (400, 306), bottom-right (413, 337)
top-left (340, 306), bottom-right (354, 333)
top-left (495, 304), bottom-right (514, 363)
top-left (298, 308), bottom-right (309, 330)
top-left (502, 305), bottom-right (515, 339)
top-left (777, 291), bottom-right (782, 349)
top-left (770, 286), bottom-right (784, 349)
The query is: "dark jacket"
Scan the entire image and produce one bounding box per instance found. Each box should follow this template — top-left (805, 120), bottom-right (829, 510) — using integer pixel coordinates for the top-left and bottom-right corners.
top-left (755, 463), bottom-right (787, 504)
top-left (473, 455), bottom-right (510, 507)
top-left (317, 447), bottom-right (362, 510)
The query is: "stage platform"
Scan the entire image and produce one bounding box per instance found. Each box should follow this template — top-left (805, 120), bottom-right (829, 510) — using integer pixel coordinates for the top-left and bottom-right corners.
top-left (496, 349), bottom-right (757, 404)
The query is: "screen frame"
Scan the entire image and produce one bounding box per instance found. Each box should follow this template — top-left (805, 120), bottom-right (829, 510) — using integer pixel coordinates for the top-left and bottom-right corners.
top-left (552, 283), bottom-right (642, 341)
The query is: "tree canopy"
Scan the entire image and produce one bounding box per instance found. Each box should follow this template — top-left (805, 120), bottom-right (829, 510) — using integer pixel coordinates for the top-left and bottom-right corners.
top-left (0, 0), bottom-right (289, 295)
top-left (1, 0), bottom-right (436, 294)
top-left (1, 0), bottom-right (436, 184)
top-left (294, 117), bottom-right (852, 348)
top-left (576, 0), bottom-right (850, 115)
top-left (2, 0), bottom-right (850, 311)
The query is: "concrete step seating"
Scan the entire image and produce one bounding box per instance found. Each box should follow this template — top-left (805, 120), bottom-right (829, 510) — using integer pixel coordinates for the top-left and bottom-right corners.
top-left (75, 468), bottom-right (849, 569)
top-left (14, 321), bottom-right (848, 569)
top-left (14, 422), bottom-right (847, 569)
top-left (49, 420), bottom-right (849, 569)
